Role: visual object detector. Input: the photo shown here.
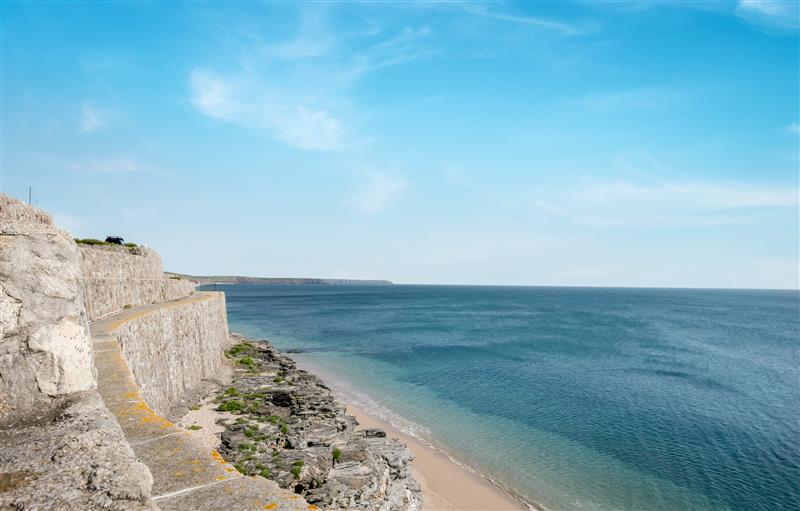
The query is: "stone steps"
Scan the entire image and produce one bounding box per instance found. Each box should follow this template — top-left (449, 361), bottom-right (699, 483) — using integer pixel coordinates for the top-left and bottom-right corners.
top-left (91, 298), bottom-right (313, 511)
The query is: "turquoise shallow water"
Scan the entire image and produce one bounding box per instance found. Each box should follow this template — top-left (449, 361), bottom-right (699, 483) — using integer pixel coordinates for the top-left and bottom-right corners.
top-left (209, 284), bottom-right (800, 511)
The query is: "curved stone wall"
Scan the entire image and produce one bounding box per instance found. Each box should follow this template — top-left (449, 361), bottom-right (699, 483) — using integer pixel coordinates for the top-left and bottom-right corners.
top-left (110, 292), bottom-right (229, 416)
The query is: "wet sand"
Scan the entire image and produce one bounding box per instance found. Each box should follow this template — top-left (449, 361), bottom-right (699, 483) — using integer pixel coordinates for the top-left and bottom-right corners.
top-left (346, 403), bottom-right (530, 511)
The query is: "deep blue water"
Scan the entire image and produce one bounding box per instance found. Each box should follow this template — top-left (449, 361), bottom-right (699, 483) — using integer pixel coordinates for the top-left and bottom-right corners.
top-left (209, 284), bottom-right (800, 511)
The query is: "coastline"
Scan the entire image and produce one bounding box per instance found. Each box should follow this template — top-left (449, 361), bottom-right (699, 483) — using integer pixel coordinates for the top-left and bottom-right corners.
top-left (346, 402), bottom-right (530, 511)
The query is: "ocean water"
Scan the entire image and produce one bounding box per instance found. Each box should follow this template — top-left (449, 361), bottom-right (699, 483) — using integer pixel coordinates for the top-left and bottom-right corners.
top-left (210, 284), bottom-right (800, 511)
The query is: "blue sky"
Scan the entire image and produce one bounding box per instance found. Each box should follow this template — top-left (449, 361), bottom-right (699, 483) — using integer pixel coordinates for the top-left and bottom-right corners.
top-left (2, 1), bottom-right (798, 288)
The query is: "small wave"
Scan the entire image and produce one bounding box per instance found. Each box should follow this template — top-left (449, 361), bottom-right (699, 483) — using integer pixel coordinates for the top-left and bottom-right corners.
top-left (293, 357), bottom-right (544, 511)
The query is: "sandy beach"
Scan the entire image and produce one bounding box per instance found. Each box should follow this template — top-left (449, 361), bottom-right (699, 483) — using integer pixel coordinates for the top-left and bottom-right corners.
top-left (346, 403), bottom-right (529, 511)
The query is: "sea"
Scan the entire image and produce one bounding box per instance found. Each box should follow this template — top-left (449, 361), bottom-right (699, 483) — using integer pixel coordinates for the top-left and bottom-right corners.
top-left (205, 284), bottom-right (800, 511)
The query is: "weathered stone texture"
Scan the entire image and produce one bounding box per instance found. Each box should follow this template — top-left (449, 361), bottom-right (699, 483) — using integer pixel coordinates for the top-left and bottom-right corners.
top-left (113, 293), bottom-right (229, 416)
top-left (0, 392), bottom-right (155, 511)
top-left (0, 194), bottom-right (95, 425)
top-left (0, 194), bottom-right (156, 510)
top-left (79, 245), bottom-right (195, 321)
top-left (216, 338), bottom-right (423, 511)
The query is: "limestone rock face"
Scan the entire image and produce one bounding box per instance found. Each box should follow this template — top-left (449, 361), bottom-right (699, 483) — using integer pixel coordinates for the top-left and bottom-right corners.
top-left (0, 194), bottom-right (156, 510)
top-left (0, 391), bottom-right (155, 511)
top-left (214, 337), bottom-right (423, 511)
top-left (0, 194), bottom-right (95, 425)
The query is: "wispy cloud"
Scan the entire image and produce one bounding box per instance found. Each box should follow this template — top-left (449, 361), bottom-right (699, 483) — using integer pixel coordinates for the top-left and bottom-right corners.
top-left (788, 122), bottom-right (800, 135)
top-left (189, 9), bottom-right (434, 151)
top-left (353, 172), bottom-right (408, 214)
top-left (68, 158), bottom-right (143, 173)
top-left (190, 69), bottom-right (345, 151)
top-left (456, 2), bottom-right (593, 36)
top-left (736, 0), bottom-right (800, 30)
top-left (80, 104), bottom-right (107, 132)
top-left (530, 177), bottom-right (798, 228)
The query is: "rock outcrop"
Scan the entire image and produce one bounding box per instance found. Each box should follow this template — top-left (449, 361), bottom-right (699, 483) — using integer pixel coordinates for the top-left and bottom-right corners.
top-left (0, 194), bottom-right (155, 510)
top-left (0, 194), bottom-right (95, 424)
top-left (205, 337), bottom-right (422, 511)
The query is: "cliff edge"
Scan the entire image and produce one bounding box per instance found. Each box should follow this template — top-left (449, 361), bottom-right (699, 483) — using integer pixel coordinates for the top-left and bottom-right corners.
top-left (0, 194), bottom-right (155, 510)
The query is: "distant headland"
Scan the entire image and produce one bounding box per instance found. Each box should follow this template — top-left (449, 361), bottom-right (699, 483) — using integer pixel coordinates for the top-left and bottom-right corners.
top-left (167, 273), bottom-right (394, 285)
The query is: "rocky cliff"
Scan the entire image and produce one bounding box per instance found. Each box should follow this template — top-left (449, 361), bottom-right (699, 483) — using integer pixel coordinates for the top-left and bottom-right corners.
top-left (183, 337), bottom-right (422, 511)
top-left (0, 195), bottom-right (95, 421)
top-left (0, 193), bottom-right (420, 511)
top-left (0, 194), bottom-right (154, 510)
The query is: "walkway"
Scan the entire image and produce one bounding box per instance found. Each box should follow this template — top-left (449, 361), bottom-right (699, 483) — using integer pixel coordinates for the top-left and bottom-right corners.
top-left (90, 294), bottom-right (312, 511)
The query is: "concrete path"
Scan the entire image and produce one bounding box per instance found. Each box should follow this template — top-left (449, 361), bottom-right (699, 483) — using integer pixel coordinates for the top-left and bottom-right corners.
top-left (91, 295), bottom-right (314, 511)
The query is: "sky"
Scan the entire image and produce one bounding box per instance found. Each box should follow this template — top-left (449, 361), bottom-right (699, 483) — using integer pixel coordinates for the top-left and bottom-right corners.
top-left (2, 1), bottom-right (798, 289)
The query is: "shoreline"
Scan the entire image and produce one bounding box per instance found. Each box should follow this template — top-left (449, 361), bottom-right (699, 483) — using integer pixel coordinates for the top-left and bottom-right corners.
top-left (291, 355), bottom-right (535, 511)
top-left (345, 401), bottom-right (530, 511)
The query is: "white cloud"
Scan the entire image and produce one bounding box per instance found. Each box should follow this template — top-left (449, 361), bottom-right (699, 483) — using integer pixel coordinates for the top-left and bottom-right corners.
top-left (80, 104), bottom-right (107, 132)
top-left (190, 70), bottom-right (235, 120)
top-left (788, 122), bottom-right (800, 135)
top-left (189, 68), bottom-right (345, 151)
top-left (187, 7), bottom-right (439, 152)
top-left (353, 172), bottom-right (408, 214)
top-left (69, 158), bottom-right (142, 173)
top-left (736, 0), bottom-right (800, 30)
top-left (456, 3), bottom-right (591, 36)
top-left (530, 178), bottom-right (798, 228)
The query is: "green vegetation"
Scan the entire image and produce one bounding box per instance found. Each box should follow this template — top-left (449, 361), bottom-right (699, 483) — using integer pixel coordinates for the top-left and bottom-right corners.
top-left (187, 424), bottom-right (202, 431)
top-left (233, 462), bottom-right (247, 474)
top-left (227, 343), bottom-right (250, 356)
top-left (332, 447), bottom-right (342, 463)
top-left (123, 242), bottom-right (137, 248)
top-left (189, 404), bottom-right (201, 411)
top-left (224, 387), bottom-right (240, 397)
top-left (122, 304), bottom-right (132, 310)
top-left (259, 468), bottom-right (272, 478)
top-left (217, 400), bottom-right (245, 412)
top-left (169, 275), bottom-right (182, 280)
top-left (238, 442), bottom-right (254, 451)
top-left (272, 377), bottom-right (285, 383)
top-left (239, 356), bottom-right (255, 366)
top-left (266, 414), bottom-right (289, 435)
top-left (291, 460), bottom-right (304, 479)
top-left (74, 238), bottom-right (107, 246)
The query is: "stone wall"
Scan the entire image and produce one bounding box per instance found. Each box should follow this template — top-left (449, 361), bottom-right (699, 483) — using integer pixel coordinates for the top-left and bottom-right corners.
top-left (79, 244), bottom-right (196, 320)
top-left (0, 194), bottom-right (95, 424)
top-left (111, 292), bottom-right (230, 416)
top-left (0, 194), bottom-right (155, 509)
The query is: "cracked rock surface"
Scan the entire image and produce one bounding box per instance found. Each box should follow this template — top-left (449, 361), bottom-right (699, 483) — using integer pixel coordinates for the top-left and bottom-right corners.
top-left (206, 336), bottom-right (422, 511)
top-left (0, 194), bottom-right (155, 510)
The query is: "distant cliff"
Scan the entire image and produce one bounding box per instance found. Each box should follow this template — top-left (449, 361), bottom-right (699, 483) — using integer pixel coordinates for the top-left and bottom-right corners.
top-left (167, 273), bottom-right (393, 285)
